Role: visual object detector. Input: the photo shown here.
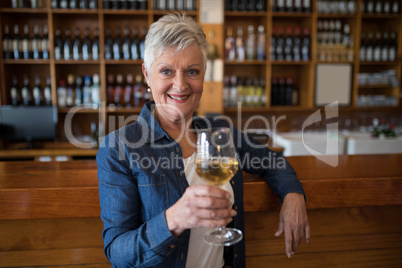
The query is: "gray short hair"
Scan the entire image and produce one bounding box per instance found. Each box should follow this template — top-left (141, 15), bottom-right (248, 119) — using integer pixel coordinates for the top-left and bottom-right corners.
top-left (144, 13), bottom-right (208, 75)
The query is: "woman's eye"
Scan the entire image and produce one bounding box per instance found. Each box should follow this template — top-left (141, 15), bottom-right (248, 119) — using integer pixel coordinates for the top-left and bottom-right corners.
top-left (161, 69), bottom-right (171, 75)
top-left (188, 69), bottom-right (200, 75)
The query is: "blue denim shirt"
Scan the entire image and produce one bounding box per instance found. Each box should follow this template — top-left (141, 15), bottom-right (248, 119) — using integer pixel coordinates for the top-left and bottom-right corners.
top-left (97, 101), bottom-right (305, 268)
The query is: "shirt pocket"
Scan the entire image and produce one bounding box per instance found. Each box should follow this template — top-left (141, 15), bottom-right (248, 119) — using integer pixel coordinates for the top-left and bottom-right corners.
top-left (137, 174), bottom-right (169, 221)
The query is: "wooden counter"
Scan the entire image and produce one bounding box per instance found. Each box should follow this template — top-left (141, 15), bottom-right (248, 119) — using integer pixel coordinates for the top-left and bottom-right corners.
top-left (1, 155), bottom-right (402, 267)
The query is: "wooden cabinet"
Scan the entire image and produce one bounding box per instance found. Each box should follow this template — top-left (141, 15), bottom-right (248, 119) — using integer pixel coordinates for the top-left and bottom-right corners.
top-left (223, 0), bottom-right (401, 112)
top-left (0, 0), bottom-right (199, 146)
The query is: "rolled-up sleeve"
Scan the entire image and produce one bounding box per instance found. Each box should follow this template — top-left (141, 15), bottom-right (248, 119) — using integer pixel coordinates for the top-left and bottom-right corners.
top-left (97, 132), bottom-right (181, 267)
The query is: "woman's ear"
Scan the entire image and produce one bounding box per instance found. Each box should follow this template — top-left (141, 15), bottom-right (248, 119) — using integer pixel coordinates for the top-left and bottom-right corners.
top-left (142, 63), bottom-right (151, 87)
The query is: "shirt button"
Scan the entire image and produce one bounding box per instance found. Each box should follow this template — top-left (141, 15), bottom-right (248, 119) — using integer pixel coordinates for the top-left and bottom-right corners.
top-left (180, 171), bottom-right (183, 176)
top-left (234, 205), bottom-right (238, 210)
top-left (169, 244), bottom-right (175, 249)
top-left (235, 253), bottom-right (237, 258)
top-left (176, 147), bottom-right (179, 153)
top-left (181, 252), bottom-right (184, 260)
top-left (231, 180), bottom-right (235, 185)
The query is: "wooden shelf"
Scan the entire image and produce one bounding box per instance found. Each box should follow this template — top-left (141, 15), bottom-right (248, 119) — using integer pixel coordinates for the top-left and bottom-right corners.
top-left (55, 60), bottom-right (100, 65)
top-left (0, 8), bottom-right (48, 13)
top-left (52, 9), bottom-right (99, 14)
top-left (272, 12), bottom-right (313, 17)
top-left (225, 11), bottom-right (268, 17)
top-left (104, 60), bottom-right (144, 64)
top-left (225, 60), bottom-right (267, 65)
top-left (3, 59), bottom-right (50, 64)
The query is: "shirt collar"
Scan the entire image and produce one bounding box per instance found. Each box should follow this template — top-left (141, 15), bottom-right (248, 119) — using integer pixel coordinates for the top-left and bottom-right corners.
top-left (138, 101), bottom-right (210, 144)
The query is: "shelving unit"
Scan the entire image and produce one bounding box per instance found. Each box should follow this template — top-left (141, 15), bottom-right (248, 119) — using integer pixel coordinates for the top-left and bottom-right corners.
top-left (222, 0), bottom-right (401, 112)
top-left (0, 0), bottom-right (401, 147)
top-left (0, 0), bottom-right (199, 145)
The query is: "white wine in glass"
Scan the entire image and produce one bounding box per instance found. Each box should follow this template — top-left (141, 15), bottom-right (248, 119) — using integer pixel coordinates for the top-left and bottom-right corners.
top-left (195, 127), bottom-right (243, 246)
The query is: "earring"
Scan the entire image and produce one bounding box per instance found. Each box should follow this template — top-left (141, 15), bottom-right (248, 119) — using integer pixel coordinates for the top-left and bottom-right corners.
top-left (147, 88), bottom-right (151, 93)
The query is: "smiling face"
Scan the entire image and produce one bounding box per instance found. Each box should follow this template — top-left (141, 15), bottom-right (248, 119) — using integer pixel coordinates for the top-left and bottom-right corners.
top-left (142, 45), bottom-right (205, 125)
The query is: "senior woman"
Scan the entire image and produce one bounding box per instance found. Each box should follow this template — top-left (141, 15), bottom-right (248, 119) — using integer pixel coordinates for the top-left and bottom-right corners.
top-left (97, 14), bottom-right (310, 268)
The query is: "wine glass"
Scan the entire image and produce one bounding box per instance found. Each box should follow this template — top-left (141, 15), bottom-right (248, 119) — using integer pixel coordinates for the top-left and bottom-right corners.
top-left (195, 127), bottom-right (243, 246)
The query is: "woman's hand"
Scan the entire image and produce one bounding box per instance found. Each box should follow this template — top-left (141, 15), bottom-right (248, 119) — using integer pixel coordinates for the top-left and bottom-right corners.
top-left (165, 185), bottom-right (236, 237)
top-left (274, 192), bottom-right (310, 258)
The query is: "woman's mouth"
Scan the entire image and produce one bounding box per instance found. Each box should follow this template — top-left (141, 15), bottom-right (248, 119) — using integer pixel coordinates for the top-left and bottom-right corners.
top-left (168, 94), bottom-right (190, 101)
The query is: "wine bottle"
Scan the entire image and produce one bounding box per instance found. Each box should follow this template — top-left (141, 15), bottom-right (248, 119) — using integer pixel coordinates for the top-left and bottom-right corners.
top-left (285, 0), bottom-right (293, 12)
top-left (365, 32), bottom-right (373, 62)
top-left (83, 75), bottom-right (93, 105)
top-left (388, 32), bottom-right (397, 61)
top-left (89, 0), bottom-right (97, 9)
top-left (373, 32), bottom-right (381, 62)
top-left (72, 27), bottom-right (82, 60)
top-left (138, 0), bottom-right (147, 9)
top-left (133, 75), bottom-right (143, 107)
top-left (294, 0), bottom-right (302, 12)
top-left (225, 26), bottom-right (236, 61)
top-left (107, 74), bottom-right (115, 105)
top-left (21, 24), bottom-right (31, 59)
top-left (60, 0), bottom-right (68, 9)
top-left (285, 77), bottom-right (293, 106)
top-left (75, 76), bottom-right (83, 106)
top-left (33, 76), bottom-right (43, 106)
top-left (69, 0), bottom-right (77, 8)
top-left (12, 25), bottom-right (21, 60)
top-left (92, 74), bottom-right (100, 108)
top-left (10, 76), bottom-right (20, 106)
top-left (131, 26), bottom-right (140, 60)
top-left (236, 26), bottom-right (245, 61)
top-left (120, 0), bottom-right (128, 9)
top-left (246, 25), bottom-right (256, 60)
top-left (381, 32), bottom-right (389, 61)
top-left (277, 0), bottom-right (285, 12)
top-left (92, 27), bottom-right (99, 60)
top-left (63, 28), bottom-right (72, 60)
top-left (303, 0), bottom-right (311, 12)
top-left (301, 27), bottom-right (310, 61)
top-left (284, 27), bottom-right (293, 61)
top-left (122, 26), bottom-right (131, 60)
top-left (44, 77), bottom-right (52, 106)
top-left (42, 25), bottom-right (49, 59)
top-left (54, 28), bottom-right (63, 60)
top-left (114, 74), bottom-right (123, 106)
top-left (359, 32), bottom-right (366, 61)
top-left (270, 28), bottom-right (276, 60)
top-left (21, 75), bottom-right (32, 106)
top-left (3, 25), bottom-right (12, 60)
top-left (79, 0), bottom-right (88, 9)
top-left (113, 27), bottom-right (122, 60)
top-left (104, 27), bottom-right (113, 60)
top-left (275, 27), bottom-right (284, 61)
top-left (82, 27), bottom-right (91, 60)
top-left (256, 25), bottom-right (266, 60)
top-left (32, 25), bottom-right (40, 59)
top-left (293, 27), bottom-right (301, 61)
top-left (271, 77), bottom-right (278, 106)
top-left (259, 76), bottom-right (266, 107)
top-left (391, 0), bottom-right (399, 14)
top-left (66, 74), bottom-right (75, 107)
top-left (51, 0), bottom-right (59, 9)
top-left (124, 74), bottom-right (133, 107)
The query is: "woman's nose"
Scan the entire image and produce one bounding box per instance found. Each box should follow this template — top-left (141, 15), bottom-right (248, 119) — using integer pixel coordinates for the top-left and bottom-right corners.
top-left (172, 72), bottom-right (187, 91)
